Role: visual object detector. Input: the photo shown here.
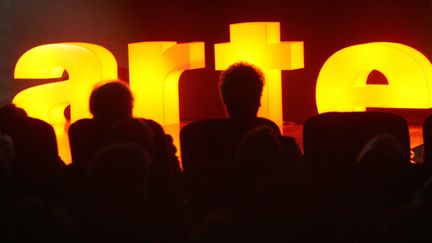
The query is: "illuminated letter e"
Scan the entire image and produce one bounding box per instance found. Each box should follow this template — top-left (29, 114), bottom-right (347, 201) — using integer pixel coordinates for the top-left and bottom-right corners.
top-left (316, 42), bottom-right (432, 113)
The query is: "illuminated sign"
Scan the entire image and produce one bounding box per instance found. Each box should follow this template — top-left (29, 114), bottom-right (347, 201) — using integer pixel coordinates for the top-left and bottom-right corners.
top-left (215, 22), bottom-right (304, 126)
top-left (14, 43), bottom-right (118, 162)
top-left (129, 41), bottom-right (205, 126)
top-left (316, 42), bottom-right (432, 113)
top-left (11, 22), bottom-right (432, 163)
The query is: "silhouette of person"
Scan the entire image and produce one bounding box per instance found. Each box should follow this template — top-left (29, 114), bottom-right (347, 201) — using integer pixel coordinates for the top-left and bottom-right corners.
top-left (68, 81), bottom-right (134, 166)
top-left (181, 62), bottom-right (286, 166)
top-left (105, 118), bottom-right (155, 158)
top-left (219, 62), bottom-right (265, 120)
top-left (68, 80), bottom-right (181, 208)
top-left (344, 134), bottom-right (414, 242)
top-left (230, 124), bottom-right (287, 212)
top-left (0, 104), bottom-right (64, 202)
top-left (87, 143), bottom-right (152, 210)
top-left (353, 133), bottom-right (413, 212)
top-left (180, 62), bottom-right (300, 217)
top-left (105, 117), bottom-right (183, 209)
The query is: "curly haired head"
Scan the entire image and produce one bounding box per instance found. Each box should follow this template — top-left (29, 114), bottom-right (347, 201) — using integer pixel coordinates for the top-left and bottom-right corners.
top-left (219, 62), bottom-right (264, 118)
top-left (89, 81), bottom-right (133, 121)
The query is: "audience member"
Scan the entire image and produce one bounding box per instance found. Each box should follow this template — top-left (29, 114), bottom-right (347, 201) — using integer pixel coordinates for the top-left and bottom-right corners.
top-left (75, 143), bottom-right (178, 242)
top-left (69, 81), bottom-right (134, 166)
top-left (230, 125), bottom-right (287, 211)
top-left (180, 62), bottom-right (301, 220)
top-left (343, 134), bottom-right (414, 241)
top-left (2, 71), bottom-right (432, 242)
top-left (0, 104), bottom-right (64, 203)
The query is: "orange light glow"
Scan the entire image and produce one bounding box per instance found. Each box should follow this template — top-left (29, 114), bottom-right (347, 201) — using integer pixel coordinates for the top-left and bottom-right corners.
top-left (214, 22), bottom-right (304, 126)
top-left (128, 42), bottom-right (205, 126)
top-left (316, 42), bottom-right (432, 113)
top-left (13, 43), bottom-right (118, 162)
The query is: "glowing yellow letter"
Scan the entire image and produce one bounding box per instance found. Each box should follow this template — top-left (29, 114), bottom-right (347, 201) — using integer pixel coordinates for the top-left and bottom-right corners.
top-left (13, 43), bottom-right (118, 162)
top-left (316, 42), bottom-right (432, 113)
top-left (128, 42), bottom-right (205, 126)
top-left (214, 22), bottom-right (304, 126)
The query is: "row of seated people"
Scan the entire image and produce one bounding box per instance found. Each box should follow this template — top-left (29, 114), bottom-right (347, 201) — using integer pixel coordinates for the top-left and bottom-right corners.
top-left (0, 62), bottom-right (431, 241)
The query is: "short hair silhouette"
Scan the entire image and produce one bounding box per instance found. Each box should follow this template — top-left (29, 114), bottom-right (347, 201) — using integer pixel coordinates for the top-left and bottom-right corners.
top-left (106, 118), bottom-right (155, 158)
top-left (354, 133), bottom-right (412, 210)
top-left (87, 143), bottom-right (152, 208)
top-left (89, 81), bottom-right (133, 121)
top-left (356, 133), bottom-right (410, 169)
top-left (219, 62), bottom-right (264, 118)
top-left (0, 104), bottom-right (27, 131)
top-left (235, 125), bottom-right (285, 181)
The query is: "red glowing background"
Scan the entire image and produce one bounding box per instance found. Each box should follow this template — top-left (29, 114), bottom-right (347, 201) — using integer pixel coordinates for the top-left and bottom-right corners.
top-left (2, 0), bottom-right (432, 123)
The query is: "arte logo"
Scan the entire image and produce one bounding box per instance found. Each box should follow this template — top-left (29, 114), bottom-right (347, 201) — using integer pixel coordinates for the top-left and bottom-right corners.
top-left (12, 22), bottom-right (432, 162)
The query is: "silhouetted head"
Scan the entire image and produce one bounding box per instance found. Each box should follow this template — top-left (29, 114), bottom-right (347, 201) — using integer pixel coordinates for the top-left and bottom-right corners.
top-left (0, 104), bottom-right (27, 130)
top-left (106, 118), bottom-right (155, 158)
top-left (235, 125), bottom-right (284, 181)
top-left (87, 143), bottom-right (152, 209)
top-left (356, 133), bottom-right (410, 171)
top-left (0, 104), bottom-right (27, 119)
top-left (219, 62), bottom-right (264, 119)
top-left (89, 81), bottom-right (133, 122)
top-left (353, 134), bottom-right (413, 217)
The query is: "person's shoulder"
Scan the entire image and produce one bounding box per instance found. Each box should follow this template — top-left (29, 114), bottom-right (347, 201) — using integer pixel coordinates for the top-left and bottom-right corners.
top-left (255, 117), bottom-right (278, 126)
top-left (136, 118), bottom-right (168, 138)
top-left (185, 118), bottom-right (228, 126)
top-left (181, 118), bottom-right (229, 132)
top-left (68, 118), bottom-right (95, 132)
top-left (138, 118), bottom-right (162, 129)
top-left (18, 116), bottom-right (51, 127)
top-left (70, 118), bottom-right (93, 126)
top-left (5, 116), bottom-right (55, 137)
top-left (253, 117), bottom-right (281, 132)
